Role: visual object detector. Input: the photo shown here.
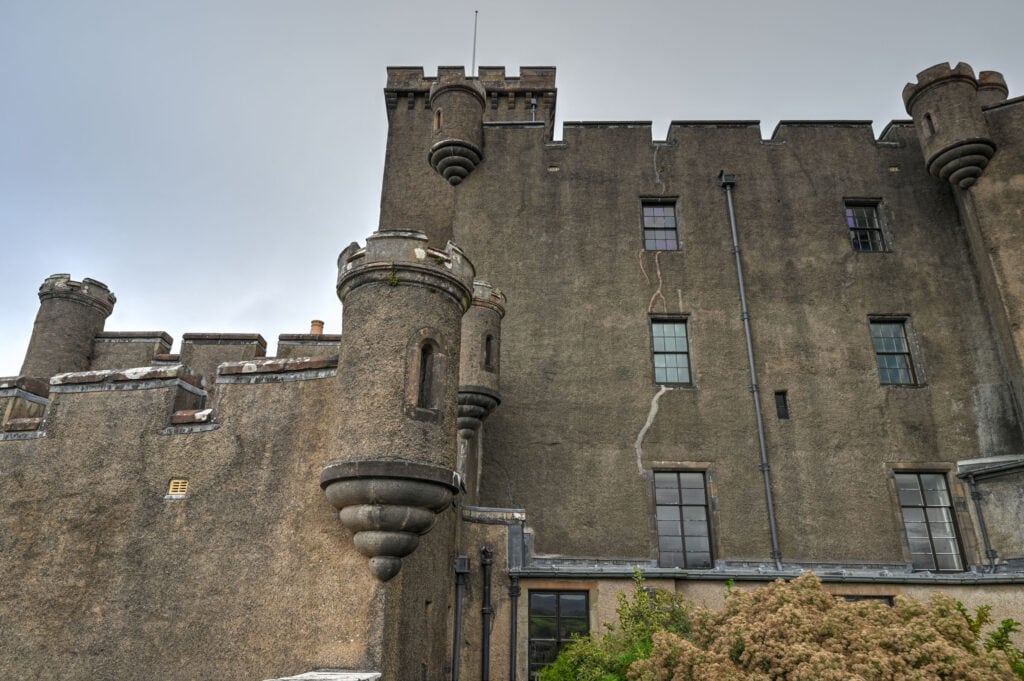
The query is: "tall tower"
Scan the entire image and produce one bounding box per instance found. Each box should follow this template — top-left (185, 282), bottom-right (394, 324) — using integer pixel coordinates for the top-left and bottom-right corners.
top-left (321, 230), bottom-right (474, 582)
top-left (20, 274), bottom-right (116, 379)
top-left (903, 62), bottom-right (999, 189)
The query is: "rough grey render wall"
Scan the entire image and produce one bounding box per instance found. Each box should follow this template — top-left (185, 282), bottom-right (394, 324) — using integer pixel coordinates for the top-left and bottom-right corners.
top-left (0, 373), bottom-right (382, 680)
top-left (438, 115), bottom-right (1018, 566)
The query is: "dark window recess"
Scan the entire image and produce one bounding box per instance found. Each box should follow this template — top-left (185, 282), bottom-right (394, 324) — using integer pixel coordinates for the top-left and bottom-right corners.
top-left (651, 319), bottom-right (690, 384)
top-left (774, 391), bottom-right (789, 419)
top-left (895, 472), bottom-right (965, 572)
top-left (417, 343), bottom-right (435, 408)
top-left (871, 321), bottom-right (916, 385)
top-left (528, 591), bottom-right (589, 679)
top-left (846, 203), bottom-right (886, 252)
top-left (839, 594), bottom-right (895, 606)
top-left (642, 202), bottom-right (678, 250)
top-left (484, 334), bottom-right (496, 371)
top-left (654, 471), bottom-right (713, 568)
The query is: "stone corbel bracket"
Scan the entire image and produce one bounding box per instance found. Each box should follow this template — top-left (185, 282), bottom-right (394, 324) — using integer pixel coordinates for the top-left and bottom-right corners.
top-left (320, 460), bottom-right (460, 582)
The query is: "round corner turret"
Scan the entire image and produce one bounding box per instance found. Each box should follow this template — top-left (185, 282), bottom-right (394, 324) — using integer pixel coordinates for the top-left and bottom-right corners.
top-left (326, 229), bottom-right (475, 581)
top-left (428, 68), bottom-right (486, 186)
top-left (903, 62), bottom-right (996, 189)
top-left (458, 280), bottom-right (506, 396)
top-left (20, 274), bottom-right (117, 379)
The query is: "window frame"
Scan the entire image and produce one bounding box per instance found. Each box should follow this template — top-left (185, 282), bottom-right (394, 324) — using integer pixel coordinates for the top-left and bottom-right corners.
top-left (653, 470), bottom-right (714, 569)
top-left (893, 471), bottom-right (966, 572)
top-left (650, 316), bottom-right (692, 386)
top-left (869, 318), bottom-right (918, 386)
top-left (527, 590), bottom-right (590, 679)
top-left (844, 200), bottom-right (888, 253)
top-left (641, 199), bottom-right (680, 251)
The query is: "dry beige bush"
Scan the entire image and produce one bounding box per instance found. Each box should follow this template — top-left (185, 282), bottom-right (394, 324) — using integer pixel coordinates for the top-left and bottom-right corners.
top-left (629, 573), bottom-right (1018, 681)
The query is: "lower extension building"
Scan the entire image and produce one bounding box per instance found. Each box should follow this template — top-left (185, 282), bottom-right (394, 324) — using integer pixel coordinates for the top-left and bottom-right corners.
top-left (2, 61), bottom-right (1024, 680)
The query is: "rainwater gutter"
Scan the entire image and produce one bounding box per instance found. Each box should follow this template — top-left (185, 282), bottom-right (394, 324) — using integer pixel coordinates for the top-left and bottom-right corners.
top-left (720, 171), bottom-right (783, 571)
top-left (510, 565), bottom-right (1024, 584)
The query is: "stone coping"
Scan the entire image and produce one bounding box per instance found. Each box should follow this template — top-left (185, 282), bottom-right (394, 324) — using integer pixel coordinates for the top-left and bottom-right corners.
top-left (96, 331), bottom-right (173, 346)
top-left (0, 376), bottom-right (49, 398)
top-left (278, 334), bottom-right (342, 343)
top-left (50, 365), bottom-right (202, 390)
top-left (182, 333), bottom-right (267, 348)
top-left (217, 356), bottom-right (338, 376)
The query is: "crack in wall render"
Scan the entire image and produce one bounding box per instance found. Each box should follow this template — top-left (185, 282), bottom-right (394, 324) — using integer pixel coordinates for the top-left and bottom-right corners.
top-left (635, 385), bottom-right (670, 475)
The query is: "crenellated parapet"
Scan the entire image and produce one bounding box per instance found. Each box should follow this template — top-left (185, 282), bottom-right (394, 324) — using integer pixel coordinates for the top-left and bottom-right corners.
top-left (903, 62), bottom-right (1002, 189)
top-left (336, 229), bottom-right (474, 305)
top-left (37, 273), bottom-right (116, 314)
top-left (385, 66), bottom-right (556, 115)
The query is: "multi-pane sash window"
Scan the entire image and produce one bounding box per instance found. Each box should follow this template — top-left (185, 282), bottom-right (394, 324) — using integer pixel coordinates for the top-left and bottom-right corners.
top-left (871, 321), bottom-right (916, 385)
top-left (642, 202), bottom-right (678, 250)
top-left (528, 591), bottom-right (589, 679)
top-left (895, 472), bottom-right (964, 571)
top-left (654, 471), bottom-right (712, 568)
top-left (651, 319), bottom-right (690, 384)
top-left (846, 202), bottom-right (885, 252)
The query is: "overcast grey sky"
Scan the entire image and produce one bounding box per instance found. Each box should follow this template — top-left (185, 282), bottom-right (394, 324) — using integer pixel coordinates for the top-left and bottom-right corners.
top-left (2, 0), bottom-right (1022, 375)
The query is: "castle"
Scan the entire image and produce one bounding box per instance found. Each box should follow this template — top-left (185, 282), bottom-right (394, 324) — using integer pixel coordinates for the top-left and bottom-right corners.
top-left (2, 62), bottom-right (1023, 680)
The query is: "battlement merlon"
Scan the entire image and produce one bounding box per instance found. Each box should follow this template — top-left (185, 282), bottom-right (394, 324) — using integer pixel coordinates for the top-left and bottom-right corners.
top-left (37, 274), bottom-right (116, 316)
top-left (978, 71), bottom-right (1010, 106)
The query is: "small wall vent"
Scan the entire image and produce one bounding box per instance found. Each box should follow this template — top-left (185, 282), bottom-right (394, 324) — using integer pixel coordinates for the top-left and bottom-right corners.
top-left (166, 478), bottom-right (189, 498)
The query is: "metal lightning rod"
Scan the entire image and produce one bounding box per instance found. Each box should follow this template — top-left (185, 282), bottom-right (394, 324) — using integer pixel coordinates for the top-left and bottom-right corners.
top-left (471, 10), bottom-right (479, 77)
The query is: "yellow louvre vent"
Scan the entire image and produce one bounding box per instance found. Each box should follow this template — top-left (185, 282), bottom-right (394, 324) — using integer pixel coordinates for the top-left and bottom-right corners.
top-left (167, 479), bottom-right (189, 497)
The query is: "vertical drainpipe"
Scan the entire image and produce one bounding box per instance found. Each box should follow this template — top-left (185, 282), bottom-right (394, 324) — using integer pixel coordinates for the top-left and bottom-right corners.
top-left (719, 171), bottom-right (784, 571)
top-left (452, 555), bottom-right (470, 681)
top-left (508, 575), bottom-right (520, 681)
top-left (480, 547), bottom-right (494, 681)
top-left (966, 474), bottom-right (998, 572)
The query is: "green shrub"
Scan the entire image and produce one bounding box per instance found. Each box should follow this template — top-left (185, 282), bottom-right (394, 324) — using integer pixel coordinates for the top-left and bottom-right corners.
top-left (537, 570), bottom-right (691, 681)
